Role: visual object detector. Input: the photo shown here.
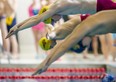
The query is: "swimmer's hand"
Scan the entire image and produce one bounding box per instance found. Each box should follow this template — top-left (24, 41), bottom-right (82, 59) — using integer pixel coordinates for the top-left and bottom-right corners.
top-left (32, 62), bottom-right (48, 76)
top-left (6, 25), bottom-right (19, 39)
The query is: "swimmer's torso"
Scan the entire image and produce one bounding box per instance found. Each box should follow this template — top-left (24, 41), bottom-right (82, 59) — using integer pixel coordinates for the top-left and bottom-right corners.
top-left (88, 10), bottom-right (116, 36)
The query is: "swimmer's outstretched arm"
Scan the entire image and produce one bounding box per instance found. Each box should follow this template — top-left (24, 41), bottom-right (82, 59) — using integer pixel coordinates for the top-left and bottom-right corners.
top-left (32, 10), bottom-right (116, 75)
top-left (6, 6), bottom-right (57, 38)
top-left (6, 0), bottom-right (97, 38)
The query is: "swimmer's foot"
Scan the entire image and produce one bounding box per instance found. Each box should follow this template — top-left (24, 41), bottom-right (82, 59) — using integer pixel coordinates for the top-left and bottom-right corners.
top-left (94, 54), bottom-right (99, 58)
top-left (2, 51), bottom-right (12, 59)
top-left (11, 55), bottom-right (20, 59)
top-left (83, 55), bottom-right (89, 59)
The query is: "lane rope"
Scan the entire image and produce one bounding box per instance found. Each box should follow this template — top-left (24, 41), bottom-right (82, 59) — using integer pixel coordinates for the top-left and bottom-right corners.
top-left (0, 68), bottom-right (105, 72)
top-left (0, 75), bottom-right (105, 79)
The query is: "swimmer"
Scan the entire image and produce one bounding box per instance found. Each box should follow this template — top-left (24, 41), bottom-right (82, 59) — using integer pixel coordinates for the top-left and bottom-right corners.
top-left (6, 0), bottom-right (116, 38)
top-left (32, 10), bottom-right (116, 75)
top-left (40, 14), bottom-right (91, 52)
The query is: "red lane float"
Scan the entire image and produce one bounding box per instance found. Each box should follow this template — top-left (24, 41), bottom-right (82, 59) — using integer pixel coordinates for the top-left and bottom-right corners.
top-left (0, 68), bottom-right (105, 72)
top-left (0, 75), bottom-right (105, 79)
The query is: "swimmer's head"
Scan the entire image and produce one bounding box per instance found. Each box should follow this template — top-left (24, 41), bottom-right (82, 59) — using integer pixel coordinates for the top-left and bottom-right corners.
top-left (39, 37), bottom-right (56, 50)
top-left (38, 6), bottom-right (61, 24)
top-left (38, 6), bottom-right (52, 24)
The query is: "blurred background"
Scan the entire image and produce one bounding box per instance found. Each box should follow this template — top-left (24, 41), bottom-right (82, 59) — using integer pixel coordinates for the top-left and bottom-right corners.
top-left (0, 0), bottom-right (116, 62)
top-left (0, 0), bottom-right (116, 82)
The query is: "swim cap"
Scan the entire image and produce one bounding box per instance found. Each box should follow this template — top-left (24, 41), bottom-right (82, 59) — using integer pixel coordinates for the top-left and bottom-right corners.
top-left (38, 6), bottom-right (52, 24)
top-left (39, 37), bottom-right (52, 50)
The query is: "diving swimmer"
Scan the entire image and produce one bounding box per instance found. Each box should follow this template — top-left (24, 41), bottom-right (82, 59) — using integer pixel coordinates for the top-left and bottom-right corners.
top-left (6, 0), bottom-right (116, 38)
top-left (32, 10), bottom-right (116, 75)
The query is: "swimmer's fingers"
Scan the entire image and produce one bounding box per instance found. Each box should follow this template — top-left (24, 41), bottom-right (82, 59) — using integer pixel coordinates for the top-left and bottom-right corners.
top-left (32, 63), bottom-right (48, 76)
top-left (6, 25), bottom-right (18, 39)
top-left (32, 69), bottom-right (43, 76)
